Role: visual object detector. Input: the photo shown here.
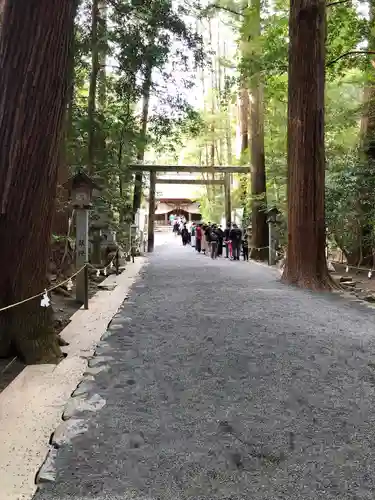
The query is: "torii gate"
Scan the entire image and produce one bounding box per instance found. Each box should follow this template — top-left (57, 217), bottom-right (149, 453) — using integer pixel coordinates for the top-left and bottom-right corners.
top-left (129, 164), bottom-right (250, 252)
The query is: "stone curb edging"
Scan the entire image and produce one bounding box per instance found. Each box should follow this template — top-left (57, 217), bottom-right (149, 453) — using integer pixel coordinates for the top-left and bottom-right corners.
top-left (0, 258), bottom-right (147, 500)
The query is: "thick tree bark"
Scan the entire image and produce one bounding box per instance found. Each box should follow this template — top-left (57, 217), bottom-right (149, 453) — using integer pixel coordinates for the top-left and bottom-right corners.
top-left (0, 0), bottom-right (76, 362)
top-left (132, 61), bottom-right (152, 220)
top-left (282, 0), bottom-right (332, 289)
top-left (53, 10), bottom-right (78, 237)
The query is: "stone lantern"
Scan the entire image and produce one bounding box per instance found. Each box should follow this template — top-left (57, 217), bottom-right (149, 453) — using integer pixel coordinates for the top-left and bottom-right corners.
top-left (69, 171), bottom-right (98, 209)
top-left (65, 171), bottom-right (100, 303)
top-left (266, 206), bottom-right (280, 224)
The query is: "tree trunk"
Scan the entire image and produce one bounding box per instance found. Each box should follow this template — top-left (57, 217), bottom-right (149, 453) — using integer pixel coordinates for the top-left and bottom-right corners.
top-left (282, 0), bottom-right (332, 289)
top-left (249, 81), bottom-right (268, 260)
top-left (247, 0), bottom-right (268, 261)
top-left (53, 8), bottom-right (78, 237)
top-left (209, 19), bottom-right (217, 200)
top-left (87, 0), bottom-right (100, 176)
top-left (98, 0), bottom-right (107, 109)
top-left (96, 0), bottom-right (107, 174)
top-left (132, 61), bottom-right (152, 220)
top-left (239, 86), bottom-right (250, 156)
top-left (239, 84), bottom-right (251, 226)
top-left (0, 0), bottom-right (77, 362)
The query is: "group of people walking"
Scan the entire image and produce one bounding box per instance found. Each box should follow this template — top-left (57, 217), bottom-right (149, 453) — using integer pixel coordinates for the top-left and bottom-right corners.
top-left (178, 221), bottom-right (249, 260)
top-left (172, 216), bottom-right (191, 245)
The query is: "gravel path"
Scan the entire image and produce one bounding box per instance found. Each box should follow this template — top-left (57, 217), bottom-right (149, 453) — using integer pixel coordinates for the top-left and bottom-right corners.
top-left (34, 235), bottom-right (375, 499)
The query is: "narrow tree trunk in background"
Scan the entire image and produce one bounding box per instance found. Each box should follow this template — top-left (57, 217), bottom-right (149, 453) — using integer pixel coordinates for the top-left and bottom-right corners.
top-left (132, 61), bottom-right (152, 220)
top-left (239, 84), bottom-right (251, 226)
top-left (216, 21), bottom-right (224, 166)
top-left (209, 19), bottom-right (216, 201)
top-left (98, 0), bottom-right (107, 109)
top-left (198, 33), bottom-right (212, 199)
top-left (249, 0), bottom-right (268, 261)
top-left (96, 0), bottom-right (107, 174)
top-left (282, 0), bottom-right (331, 289)
top-left (360, 86), bottom-right (370, 142)
top-left (239, 86), bottom-right (250, 157)
top-left (0, 0), bottom-right (76, 362)
top-left (249, 81), bottom-right (268, 260)
top-left (223, 42), bottom-right (233, 167)
top-left (87, 0), bottom-right (99, 175)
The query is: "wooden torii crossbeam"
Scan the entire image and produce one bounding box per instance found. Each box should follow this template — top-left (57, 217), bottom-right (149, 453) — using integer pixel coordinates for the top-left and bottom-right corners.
top-left (129, 164), bottom-right (250, 252)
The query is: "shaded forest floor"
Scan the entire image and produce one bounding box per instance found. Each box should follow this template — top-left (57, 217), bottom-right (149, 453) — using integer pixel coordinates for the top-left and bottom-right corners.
top-left (331, 262), bottom-right (375, 300)
top-left (0, 273), bottom-right (108, 394)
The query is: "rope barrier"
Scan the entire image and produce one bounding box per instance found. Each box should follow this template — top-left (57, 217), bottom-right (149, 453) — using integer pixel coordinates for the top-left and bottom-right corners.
top-left (274, 256), bottom-right (373, 278)
top-left (329, 261), bottom-right (374, 278)
top-left (249, 245), bottom-right (284, 257)
top-left (1, 356), bottom-right (17, 375)
top-left (0, 246), bottom-right (125, 313)
top-left (86, 251), bottom-right (119, 276)
top-left (0, 265), bottom-right (87, 313)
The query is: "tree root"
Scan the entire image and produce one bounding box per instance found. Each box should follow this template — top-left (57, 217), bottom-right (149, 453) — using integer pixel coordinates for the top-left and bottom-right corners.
top-left (281, 269), bottom-right (341, 291)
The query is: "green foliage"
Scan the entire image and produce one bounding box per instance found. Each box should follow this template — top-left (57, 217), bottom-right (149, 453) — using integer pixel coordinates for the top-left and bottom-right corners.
top-left (67, 0), bottom-right (204, 229)
top-left (68, 0), bottom-right (375, 256)
top-left (198, 192), bottom-right (224, 222)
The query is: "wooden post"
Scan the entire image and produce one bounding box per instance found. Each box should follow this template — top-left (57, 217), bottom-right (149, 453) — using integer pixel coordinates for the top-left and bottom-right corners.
top-left (115, 249), bottom-right (119, 275)
top-left (268, 222), bottom-right (276, 266)
top-left (224, 173), bottom-right (231, 226)
top-left (148, 170), bottom-right (156, 252)
top-left (76, 209), bottom-right (89, 303)
top-left (83, 265), bottom-right (89, 309)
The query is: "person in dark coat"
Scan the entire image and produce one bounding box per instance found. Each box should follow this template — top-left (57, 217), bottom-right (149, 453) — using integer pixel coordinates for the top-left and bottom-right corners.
top-left (224, 223), bottom-right (231, 258)
top-left (204, 224), bottom-right (212, 255)
top-left (230, 223), bottom-right (242, 260)
top-left (195, 224), bottom-right (202, 252)
top-left (209, 225), bottom-right (218, 259)
top-left (242, 230), bottom-right (249, 261)
top-left (181, 224), bottom-right (189, 246)
top-left (216, 225), bottom-right (224, 256)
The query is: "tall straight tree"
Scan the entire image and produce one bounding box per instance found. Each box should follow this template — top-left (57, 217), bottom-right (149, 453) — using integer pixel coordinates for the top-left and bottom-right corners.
top-left (248, 0), bottom-right (268, 261)
top-left (87, 0), bottom-right (100, 176)
top-left (282, 0), bottom-right (332, 289)
top-left (132, 59), bottom-right (153, 219)
top-left (0, 0), bottom-right (77, 362)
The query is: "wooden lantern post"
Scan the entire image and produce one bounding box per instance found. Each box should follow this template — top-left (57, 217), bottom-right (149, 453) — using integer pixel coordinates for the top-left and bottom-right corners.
top-left (67, 171), bottom-right (100, 304)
